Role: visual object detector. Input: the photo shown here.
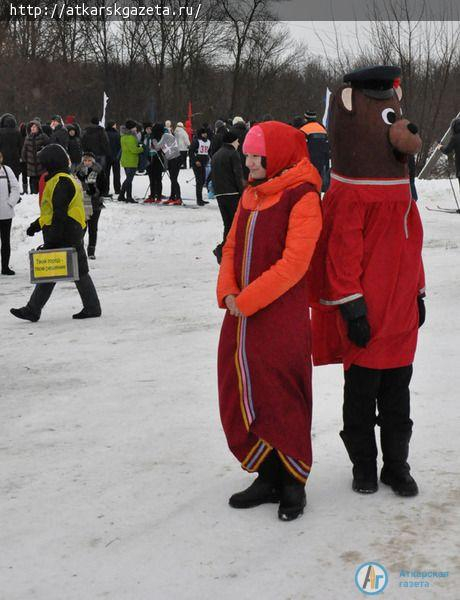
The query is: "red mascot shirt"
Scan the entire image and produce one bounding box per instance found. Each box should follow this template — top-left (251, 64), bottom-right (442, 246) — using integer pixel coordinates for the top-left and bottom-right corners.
top-left (310, 172), bottom-right (425, 370)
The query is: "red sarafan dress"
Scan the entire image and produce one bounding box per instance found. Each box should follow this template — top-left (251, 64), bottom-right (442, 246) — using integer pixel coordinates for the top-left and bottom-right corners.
top-left (216, 122), bottom-right (322, 485)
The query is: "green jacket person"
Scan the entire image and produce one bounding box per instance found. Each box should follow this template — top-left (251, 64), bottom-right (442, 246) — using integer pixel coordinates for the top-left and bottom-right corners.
top-left (10, 144), bottom-right (102, 322)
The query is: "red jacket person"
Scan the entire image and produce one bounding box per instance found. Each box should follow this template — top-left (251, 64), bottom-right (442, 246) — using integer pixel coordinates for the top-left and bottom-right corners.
top-left (217, 121), bottom-right (322, 521)
top-left (310, 66), bottom-right (424, 497)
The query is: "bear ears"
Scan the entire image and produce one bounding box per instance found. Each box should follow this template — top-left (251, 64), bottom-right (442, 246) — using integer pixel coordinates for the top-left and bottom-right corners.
top-left (338, 85), bottom-right (403, 113)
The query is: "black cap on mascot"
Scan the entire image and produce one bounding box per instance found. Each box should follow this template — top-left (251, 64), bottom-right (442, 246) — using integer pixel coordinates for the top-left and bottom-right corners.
top-left (37, 144), bottom-right (70, 172)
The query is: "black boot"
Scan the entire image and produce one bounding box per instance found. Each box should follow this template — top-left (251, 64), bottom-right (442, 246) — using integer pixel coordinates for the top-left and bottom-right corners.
top-left (380, 429), bottom-right (418, 497)
top-left (213, 244), bottom-right (223, 264)
top-left (2, 267), bottom-right (15, 275)
top-left (340, 430), bottom-right (378, 494)
top-left (229, 451), bottom-right (281, 509)
top-left (88, 246), bottom-right (96, 260)
top-left (73, 309), bottom-right (102, 319)
top-left (10, 306), bottom-right (40, 322)
top-left (278, 466), bottom-right (306, 521)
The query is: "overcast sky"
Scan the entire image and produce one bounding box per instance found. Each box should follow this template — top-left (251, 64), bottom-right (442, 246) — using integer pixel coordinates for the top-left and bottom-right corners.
top-left (285, 21), bottom-right (367, 56)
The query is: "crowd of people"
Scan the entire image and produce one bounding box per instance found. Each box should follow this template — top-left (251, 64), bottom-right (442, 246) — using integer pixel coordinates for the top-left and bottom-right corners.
top-left (0, 110), bottom-right (332, 273)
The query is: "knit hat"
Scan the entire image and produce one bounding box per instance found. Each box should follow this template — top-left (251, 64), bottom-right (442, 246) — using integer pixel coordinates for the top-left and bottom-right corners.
top-left (215, 119), bottom-right (225, 130)
top-left (223, 128), bottom-right (239, 144)
top-left (51, 115), bottom-right (62, 122)
top-left (242, 125), bottom-right (266, 156)
top-left (232, 116), bottom-right (245, 125)
top-left (125, 119), bottom-right (137, 130)
top-left (176, 122), bottom-right (184, 127)
top-left (90, 117), bottom-right (100, 125)
top-left (82, 151), bottom-right (96, 159)
top-left (304, 110), bottom-right (317, 120)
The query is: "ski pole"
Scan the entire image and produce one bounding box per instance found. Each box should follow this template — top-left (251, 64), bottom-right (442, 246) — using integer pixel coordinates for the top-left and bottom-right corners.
top-left (186, 175), bottom-right (196, 184)
top-left (448, 173), bottom-right (460, 211)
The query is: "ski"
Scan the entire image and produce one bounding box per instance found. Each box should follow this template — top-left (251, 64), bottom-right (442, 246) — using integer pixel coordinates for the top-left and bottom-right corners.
top-left (426, 206), bottom-right (460, 214)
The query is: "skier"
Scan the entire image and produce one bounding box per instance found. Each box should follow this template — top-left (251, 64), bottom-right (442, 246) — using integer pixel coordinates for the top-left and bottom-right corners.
top-left (174, 122), bottom-right (190, 169)
top-left (0, 151), bottom-right (20, 275)
top-left (190, 128), bottom-right (211, 206)
top-left (152, 122), bottom-right (182, 205)
top-left (10, 144), bottom-right (101, 322)
top-left (438, 118), bottom-right (460, 194)
top-left (143, 123), bottom-right (164, 204)
top-left (217, 121), bottom-right (322, 521)
top-left (309, 66), bottom-right (424, 498)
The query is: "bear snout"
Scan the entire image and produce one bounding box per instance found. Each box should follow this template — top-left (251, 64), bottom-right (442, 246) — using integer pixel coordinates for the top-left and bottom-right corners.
top-left (389, 119), bottom-right (422, 155)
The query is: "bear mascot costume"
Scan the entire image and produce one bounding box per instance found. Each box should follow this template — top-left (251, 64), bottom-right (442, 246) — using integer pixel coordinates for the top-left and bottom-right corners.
top-left (310, 66), bottom-right (425, 497)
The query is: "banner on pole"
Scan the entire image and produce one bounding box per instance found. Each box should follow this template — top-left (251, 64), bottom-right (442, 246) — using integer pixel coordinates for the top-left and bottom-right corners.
top-left (322, 88), bottom-right (332, 128)
top-left (100, 92), bottom-right (109, 128)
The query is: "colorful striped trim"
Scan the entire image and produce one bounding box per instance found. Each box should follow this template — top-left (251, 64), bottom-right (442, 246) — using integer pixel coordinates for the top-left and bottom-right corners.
top-left (242, 439), bottom-right (273, 472)
top-left (235, 210), bottom-right (259, 430)
top-left (278, 451), bottom-right (311, 485)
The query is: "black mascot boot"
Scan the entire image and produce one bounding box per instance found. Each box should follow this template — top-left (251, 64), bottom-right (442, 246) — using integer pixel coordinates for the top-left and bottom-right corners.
top-left (340, 430), bottom-right (378, 494)
top-left (229, 451), bottom-right (281, 509)
top-left (380, 429), bottom-right (418, 497)
top-left (278, 466), bottom-right (306, 522)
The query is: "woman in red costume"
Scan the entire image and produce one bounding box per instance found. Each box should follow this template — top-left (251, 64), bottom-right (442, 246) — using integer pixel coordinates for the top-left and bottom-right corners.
top-left (216, 121), bottom-right (322, 521)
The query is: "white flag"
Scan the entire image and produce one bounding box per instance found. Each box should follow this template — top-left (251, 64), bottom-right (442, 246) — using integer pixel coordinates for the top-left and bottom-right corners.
top-left (322, 88), bottom-right (332, 128)
top-left (100, 92), bottom-right (109, 128)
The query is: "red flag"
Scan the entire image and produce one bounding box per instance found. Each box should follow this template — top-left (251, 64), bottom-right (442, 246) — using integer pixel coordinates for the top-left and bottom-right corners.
top-left (185, 101), bottom-right (193, 139)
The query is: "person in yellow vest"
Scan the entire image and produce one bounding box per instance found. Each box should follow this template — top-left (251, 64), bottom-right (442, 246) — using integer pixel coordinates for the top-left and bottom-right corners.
top-left (10, 144), bottom-right (101, 322)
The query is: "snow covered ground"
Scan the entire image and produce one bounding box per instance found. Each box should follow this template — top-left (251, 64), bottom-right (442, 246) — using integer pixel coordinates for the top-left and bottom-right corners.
top-left (1, 172), bottom-right (459, 599)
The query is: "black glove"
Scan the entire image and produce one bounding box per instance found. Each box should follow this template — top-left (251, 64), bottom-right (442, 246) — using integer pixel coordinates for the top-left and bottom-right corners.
top-left (346, 316), bottom-right (371, 348)
top-left (26, 219), bottom-right (41, 237)
top-left (417, 296), bottom-right (426, 328)
top-left (339, 297), bottom-right (371, 348)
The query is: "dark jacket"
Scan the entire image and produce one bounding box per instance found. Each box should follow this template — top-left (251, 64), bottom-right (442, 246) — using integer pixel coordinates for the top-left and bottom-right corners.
top-left (211, 143), bottom-right (244, 197)
top-left (82, 124), bottom-right (110, 157)
top-left (29, 144), bottom-right (88, 275)
top-left (232, 121), bottom-right (249, 180)
top-left (67, 125), bottom-right (82, 165)
top-left (441, 119), bottom-right (460, 176)
top-left (0, 113), bottom-right (23, 176)
top-left (21, 121), bottom-right (49, 177)
top-left (210, 125), bottom-right (227, 156)
top-left (49, 124), bottom-right (69, 150)
top-left (106, 126), bottom-right (121, 160)
top-left (75, 161), bottom-right (107, 210)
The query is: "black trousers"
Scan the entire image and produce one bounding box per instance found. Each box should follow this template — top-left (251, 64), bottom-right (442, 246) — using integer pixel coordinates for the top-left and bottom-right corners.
top-left (180, 151), bottom-right (188, 169)
top-left (0, 218), bottom-right (12, 271)
top-left (147, 158), bottom-right (163, 199)
top-left (193, 162), bottom-right (207, 203)
top-left (27, 273), bottom-right (101, 317)
top-left (29, 176), bottom-right (40, 194)
top-left (120, 167), bottom-right (136, 200)
top-left (341, 364), bottom-right (413, 466)
top-left (168, 156), bottom-right (181, 199)
top-left (20, 162), bottom-right (28, 191)
top-left (87, 209), bottom-right (101, 249)
top-left (217, 193), bottom-right (240, 242)
top-left (105, 158), bottom-right (121, 194)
